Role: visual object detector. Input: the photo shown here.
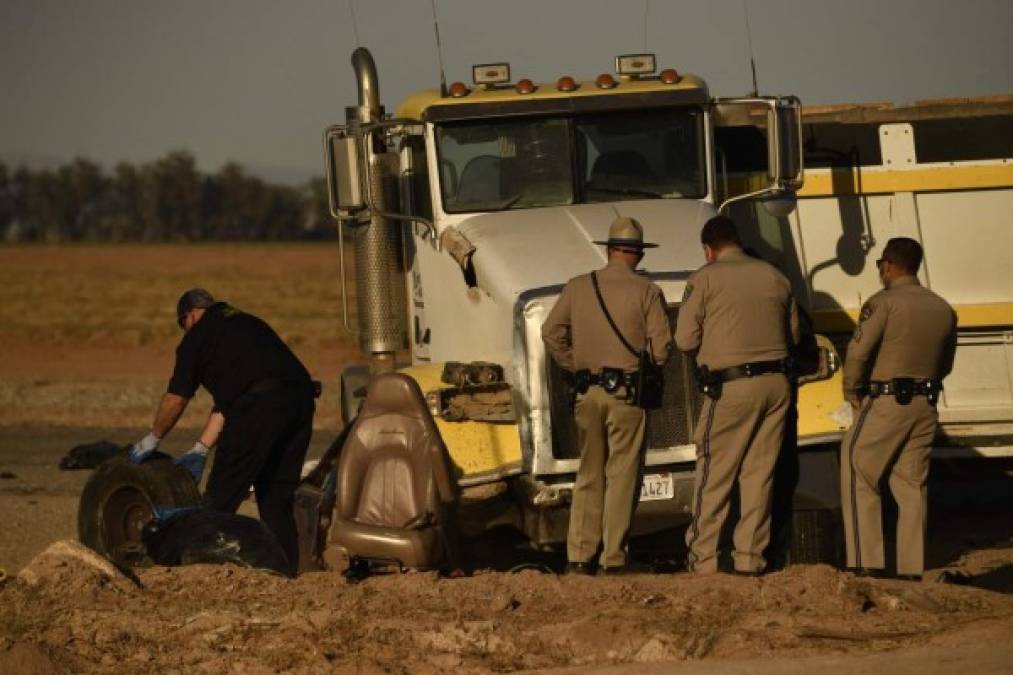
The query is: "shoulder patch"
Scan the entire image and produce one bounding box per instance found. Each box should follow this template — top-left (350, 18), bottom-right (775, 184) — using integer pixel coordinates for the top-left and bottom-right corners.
top-left (858, 302), bottom-right (874, 323)
top-left (681, 282), bottom-right (694, 303)
top-left (221, 305), bottom-right (242, 318)
top-left (853, 301), bottom-right (874, 343)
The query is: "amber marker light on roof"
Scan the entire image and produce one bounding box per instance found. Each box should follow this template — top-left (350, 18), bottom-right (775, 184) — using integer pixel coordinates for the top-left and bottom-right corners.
top-left (449, 81), bottom-right (470, 97)
top-left (595, 73), bottom-right (617, 89)
top-left (659, 68), bottom-right (681, 84)
top-left (557, 76), bottom-right (577, 92)
top-left (516, 78), bottom-right (536, 94)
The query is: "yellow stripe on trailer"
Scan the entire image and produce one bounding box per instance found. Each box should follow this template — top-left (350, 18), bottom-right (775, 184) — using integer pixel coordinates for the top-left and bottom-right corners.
top-left (813, 303), bottom-right (1013, 333)
top-left (725, 163), bottom-right (1013, 199)
top-left (799, 164), bottom-right (1013, 197)
top-left (399, 364), bottom-right (523, 481)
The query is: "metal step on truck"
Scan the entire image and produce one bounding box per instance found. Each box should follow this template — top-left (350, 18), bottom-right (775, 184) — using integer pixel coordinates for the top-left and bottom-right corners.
top-left (317, 46), bottom-right (861, 567)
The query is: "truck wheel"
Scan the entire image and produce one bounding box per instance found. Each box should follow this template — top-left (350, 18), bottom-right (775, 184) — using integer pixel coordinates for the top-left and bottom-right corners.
top-left (78, 455), bottom-right (202, 568)
top-left (788, 509), bottom-right (844, 567)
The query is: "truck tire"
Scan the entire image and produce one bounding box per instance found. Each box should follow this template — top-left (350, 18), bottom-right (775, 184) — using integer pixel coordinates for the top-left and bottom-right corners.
top-left (787, 508), bottom-right (844, 567)
top-left (78, 455), bottom-right (202, 568)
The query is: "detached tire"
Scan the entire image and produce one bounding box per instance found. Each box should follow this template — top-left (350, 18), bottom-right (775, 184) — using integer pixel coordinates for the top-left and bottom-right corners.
top-left (787, 509), bottom-right (845, 567)
top-left (78, 456), bottom-right (202, 568)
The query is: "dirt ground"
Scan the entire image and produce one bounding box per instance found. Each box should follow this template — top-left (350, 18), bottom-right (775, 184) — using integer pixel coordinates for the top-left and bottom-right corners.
top-left (1, 427), bottom-right (1011, 674)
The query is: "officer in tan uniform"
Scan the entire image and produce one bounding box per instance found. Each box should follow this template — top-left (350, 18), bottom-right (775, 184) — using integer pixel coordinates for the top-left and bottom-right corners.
top-left (840, 237), bottom-right (957, 580)
top-left (675, 216), bottom-right (799, 575)
top-left (542, 217), bottom-right (672, 575)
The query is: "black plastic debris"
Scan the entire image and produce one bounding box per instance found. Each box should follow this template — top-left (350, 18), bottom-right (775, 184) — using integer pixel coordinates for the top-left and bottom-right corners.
top-left (141, 507), bottom-right (291, 576)
top-left (60, 440), bottom-right (128, 470)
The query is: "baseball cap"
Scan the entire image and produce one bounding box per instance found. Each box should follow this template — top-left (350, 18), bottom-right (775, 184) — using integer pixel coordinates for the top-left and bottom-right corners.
top-left (176, 288), bottom-right (215, 327)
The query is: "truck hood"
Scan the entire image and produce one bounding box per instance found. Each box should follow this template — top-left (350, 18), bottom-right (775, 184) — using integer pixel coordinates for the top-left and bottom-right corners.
top-left (457, 200), bottom-right (715, 304)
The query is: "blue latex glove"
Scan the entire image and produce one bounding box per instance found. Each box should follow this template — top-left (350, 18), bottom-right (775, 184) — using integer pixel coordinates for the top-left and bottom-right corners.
top-left (128, 433), bottom-right (160, 464)
top-left (150, 505), bottom-right (200, 523)
top-left (174, 442), bottom-right (209, 482)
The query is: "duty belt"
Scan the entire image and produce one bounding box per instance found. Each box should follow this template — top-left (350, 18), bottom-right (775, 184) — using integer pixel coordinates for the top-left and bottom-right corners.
top-left (714, 358), bottom-right (789, 382)
top-left (574, 367), bottom-right (630, 395)
top-left (695, 358), bottom-right (790, 400)
top-left (864, 378), bottom-right (942, 405)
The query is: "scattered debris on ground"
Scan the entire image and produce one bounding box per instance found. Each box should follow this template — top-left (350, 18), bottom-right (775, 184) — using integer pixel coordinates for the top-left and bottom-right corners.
top-left (1, 540), bottom-right (1011, 673)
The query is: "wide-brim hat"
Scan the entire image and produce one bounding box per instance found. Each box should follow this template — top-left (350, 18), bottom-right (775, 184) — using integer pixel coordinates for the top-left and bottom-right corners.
top-left (592, 216), bottom-right (658, 249)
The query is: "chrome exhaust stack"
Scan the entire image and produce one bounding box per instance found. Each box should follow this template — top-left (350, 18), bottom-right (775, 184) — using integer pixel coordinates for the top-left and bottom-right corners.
top-left (346, 47), bottom-right (407, 373)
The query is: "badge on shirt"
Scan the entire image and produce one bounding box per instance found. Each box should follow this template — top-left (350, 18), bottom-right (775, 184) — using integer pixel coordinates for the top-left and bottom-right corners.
top-left (681, 282), bottom-right (694, 302)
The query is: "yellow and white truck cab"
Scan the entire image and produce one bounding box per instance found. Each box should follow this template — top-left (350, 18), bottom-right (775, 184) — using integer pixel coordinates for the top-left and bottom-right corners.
top-left (326, 48), bottom-right (1013, 557)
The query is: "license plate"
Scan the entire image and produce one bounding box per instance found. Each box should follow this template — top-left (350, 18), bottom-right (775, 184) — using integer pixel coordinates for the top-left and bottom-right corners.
top-left (640, 472), bottom-right (674, 502)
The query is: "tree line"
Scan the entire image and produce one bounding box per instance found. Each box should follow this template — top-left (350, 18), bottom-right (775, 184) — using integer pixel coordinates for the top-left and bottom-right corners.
top-left (0, 151), bottom-right (335, 242)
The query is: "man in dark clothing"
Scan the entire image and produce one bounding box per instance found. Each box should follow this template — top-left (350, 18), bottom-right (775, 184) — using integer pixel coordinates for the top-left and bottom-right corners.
top-left (130, 288), bottom-right (315, 575)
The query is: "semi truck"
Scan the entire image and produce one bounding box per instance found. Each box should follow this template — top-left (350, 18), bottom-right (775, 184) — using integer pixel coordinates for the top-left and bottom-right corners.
top-left (320, 47), bottom-right (851, 561)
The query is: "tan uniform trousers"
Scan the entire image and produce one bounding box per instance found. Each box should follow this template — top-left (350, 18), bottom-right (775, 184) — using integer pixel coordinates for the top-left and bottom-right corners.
top-left (568, 385), bottom-right (646, 568)
top-left (686, 374), bottom-right (790, 574)
top-left (840, 395), bottom-right (936, 575)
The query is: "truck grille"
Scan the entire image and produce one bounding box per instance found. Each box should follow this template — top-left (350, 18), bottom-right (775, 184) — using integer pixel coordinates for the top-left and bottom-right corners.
top-left (547, 306), bottom-right (702, 460)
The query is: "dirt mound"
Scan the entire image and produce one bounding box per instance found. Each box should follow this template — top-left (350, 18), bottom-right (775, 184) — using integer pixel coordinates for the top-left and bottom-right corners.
top-left (2, 555), bottom-right (1011, 673)
top-left (16, 540), bottom-right (137, 595)
top-left (0, 642), bottom-right (62, 675)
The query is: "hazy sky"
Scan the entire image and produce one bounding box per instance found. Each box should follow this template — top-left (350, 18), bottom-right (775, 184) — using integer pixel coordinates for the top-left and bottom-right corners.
top-left (2, 0), bottom-right (1011, 182)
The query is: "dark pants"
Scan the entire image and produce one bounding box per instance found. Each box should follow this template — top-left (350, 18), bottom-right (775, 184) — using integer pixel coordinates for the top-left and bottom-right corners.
top-left (204, 381), bottom-right (314, 575)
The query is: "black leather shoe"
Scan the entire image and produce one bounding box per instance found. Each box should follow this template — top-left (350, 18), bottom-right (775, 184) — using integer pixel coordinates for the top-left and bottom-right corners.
top-left (566, 561), bottom-right (597, 576)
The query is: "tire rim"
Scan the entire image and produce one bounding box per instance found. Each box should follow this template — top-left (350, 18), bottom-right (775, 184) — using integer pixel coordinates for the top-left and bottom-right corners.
top-left (101, 484), bottom-right (152, 564)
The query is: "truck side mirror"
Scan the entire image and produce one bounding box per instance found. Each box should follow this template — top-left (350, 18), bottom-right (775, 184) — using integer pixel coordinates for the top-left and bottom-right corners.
top-left (771, 97), bottom-right (803, 191)
top-left (712, 96), bottom-right (805, 213)
top-left (324, 126), bottom-right (364, 216)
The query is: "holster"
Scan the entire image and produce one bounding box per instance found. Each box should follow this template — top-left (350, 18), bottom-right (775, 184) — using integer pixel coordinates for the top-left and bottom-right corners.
top-left (893, 377), bottom-right (915, 405)
top-left (695, 366), bottom-right (723, 400)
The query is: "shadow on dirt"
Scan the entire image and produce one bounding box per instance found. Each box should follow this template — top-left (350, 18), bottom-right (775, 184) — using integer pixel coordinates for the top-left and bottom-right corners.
top-left (972, 564), bottom-right (1013, 593)
top-left (463, 525), bottom-right (564, 574)
top-left (460, 525), bottom-right (691, 575)
top-left (884, 456), bottom-right (1013, 592)
top-left (459, 456), bottom-right (1013, 589)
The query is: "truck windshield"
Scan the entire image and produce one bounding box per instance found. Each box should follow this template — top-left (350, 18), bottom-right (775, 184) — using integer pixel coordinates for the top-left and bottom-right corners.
top-left (437, 108), bottom-right (705, 213)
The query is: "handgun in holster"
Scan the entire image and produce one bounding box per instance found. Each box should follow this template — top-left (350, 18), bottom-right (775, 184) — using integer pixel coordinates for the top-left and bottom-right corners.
top-left (891, 377), bottom-right (914, 405)
top-left (695, 366), bottom-right (723, 400)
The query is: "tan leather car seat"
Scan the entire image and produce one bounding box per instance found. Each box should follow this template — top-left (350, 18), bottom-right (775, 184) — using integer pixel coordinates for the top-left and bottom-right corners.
top-left (330, 372), bottom-right (460, 569)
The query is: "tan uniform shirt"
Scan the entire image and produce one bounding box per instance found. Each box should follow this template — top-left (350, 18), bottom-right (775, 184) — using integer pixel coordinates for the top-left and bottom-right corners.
top-left (843, 276), bottom-right (957, 395)
top-left (542, 258), bottom-right (672, 373)
top-left (675, 248), bottom-right (800, 369)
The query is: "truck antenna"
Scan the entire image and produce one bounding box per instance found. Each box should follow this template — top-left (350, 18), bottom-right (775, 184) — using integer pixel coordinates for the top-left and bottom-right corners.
top-left (742, 0), bottom-right (759, 96)
top-left (431, 0), bottom-right (448, 97)
top-left (643, 0), bottom-right (649, 50)
top-left (347, 0), bottom-right (361, 48)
